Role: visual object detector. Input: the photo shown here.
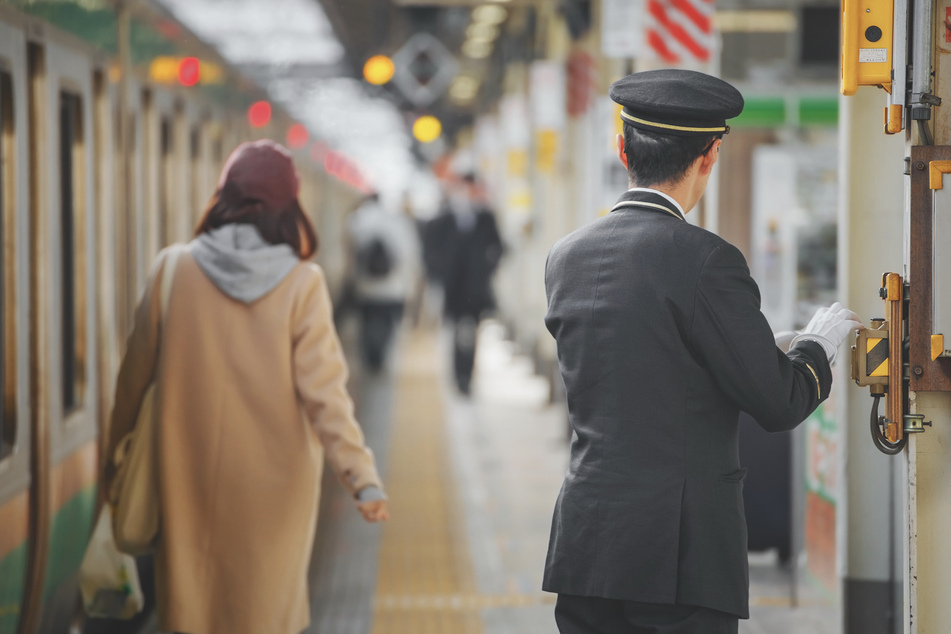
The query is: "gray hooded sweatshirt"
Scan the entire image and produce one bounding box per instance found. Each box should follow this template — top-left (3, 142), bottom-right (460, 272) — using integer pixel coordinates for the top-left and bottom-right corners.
top-left (189, 223), bottom-right (299, 304)
top-left (188, 222), bottom-right (387, 503)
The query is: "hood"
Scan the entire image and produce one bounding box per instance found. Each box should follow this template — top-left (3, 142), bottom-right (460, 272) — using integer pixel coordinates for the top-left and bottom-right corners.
top-left (189, 224), bottom-right (300, 304)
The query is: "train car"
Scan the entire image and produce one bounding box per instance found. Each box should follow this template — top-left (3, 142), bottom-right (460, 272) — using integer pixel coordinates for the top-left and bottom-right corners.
top-left (0, 3), bottom-right (365, 632)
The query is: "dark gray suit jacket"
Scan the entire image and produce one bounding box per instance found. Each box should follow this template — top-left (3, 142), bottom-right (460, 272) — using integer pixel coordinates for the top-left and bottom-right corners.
top-left (542, 189), bottom-right (830, 618)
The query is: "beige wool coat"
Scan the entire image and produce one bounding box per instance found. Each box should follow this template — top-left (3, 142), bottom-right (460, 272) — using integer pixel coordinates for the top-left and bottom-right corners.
top-left (105, 246), bottom-right (383, 634)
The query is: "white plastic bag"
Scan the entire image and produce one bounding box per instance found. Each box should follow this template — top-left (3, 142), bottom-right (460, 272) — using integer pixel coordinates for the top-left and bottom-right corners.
top-left (79, 506), bottom-right (145, 619)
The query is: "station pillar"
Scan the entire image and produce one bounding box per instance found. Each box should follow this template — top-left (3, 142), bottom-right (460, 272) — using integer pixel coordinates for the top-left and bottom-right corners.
top-left (838, 87), bottom-right (906, 634)
top-left (907, 24), bottom-right (951, 630)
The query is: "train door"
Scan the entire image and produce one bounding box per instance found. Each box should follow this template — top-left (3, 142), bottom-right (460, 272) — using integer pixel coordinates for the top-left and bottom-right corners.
top-left (92, 69), bottom-right (118, 482)
top-left (22, 37), bottom-right (99, 634)
top-left (145, 88), bottom-right (183, 253)
top-left (183, 103), bottom-right (208, 237)
top-left (0, 20), bottom-right (32, 634)
top-left (124, 80), bottom-right (147, 318)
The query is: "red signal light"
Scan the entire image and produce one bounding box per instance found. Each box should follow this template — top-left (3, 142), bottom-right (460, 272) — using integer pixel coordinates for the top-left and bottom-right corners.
top-left (178, 57), bottom-right (200, 87)
top-left (287, 123), bottom-right (309, 149)
top-left (248, 101), bottom-right (272, 128)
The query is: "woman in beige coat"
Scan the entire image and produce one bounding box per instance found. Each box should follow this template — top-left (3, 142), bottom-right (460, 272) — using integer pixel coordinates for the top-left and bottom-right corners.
top-left (104, 140), bottom-right (388, 634)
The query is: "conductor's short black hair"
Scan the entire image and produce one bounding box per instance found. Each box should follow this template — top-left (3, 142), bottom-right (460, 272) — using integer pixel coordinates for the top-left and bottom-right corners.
top-left (622, 123), bottom-right (720, 188)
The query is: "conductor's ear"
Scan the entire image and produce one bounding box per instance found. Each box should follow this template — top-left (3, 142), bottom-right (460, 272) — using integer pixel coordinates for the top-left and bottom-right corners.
top-left (616, 134), bottom-right (629, 169)
top-left (698, 139), bottom-right (721, 176)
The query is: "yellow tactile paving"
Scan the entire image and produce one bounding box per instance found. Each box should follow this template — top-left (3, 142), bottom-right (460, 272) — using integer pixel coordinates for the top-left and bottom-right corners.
top-left (371, 331), bottom-right (483, 634)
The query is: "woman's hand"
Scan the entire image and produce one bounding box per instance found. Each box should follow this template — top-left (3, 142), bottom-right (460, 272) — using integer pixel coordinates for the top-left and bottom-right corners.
top-left (357, 499), bottom-right (390, 523)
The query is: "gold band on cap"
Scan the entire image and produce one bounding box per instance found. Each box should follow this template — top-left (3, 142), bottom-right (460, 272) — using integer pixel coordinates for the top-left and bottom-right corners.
top-left (620, 109), bottom-right (728, 134)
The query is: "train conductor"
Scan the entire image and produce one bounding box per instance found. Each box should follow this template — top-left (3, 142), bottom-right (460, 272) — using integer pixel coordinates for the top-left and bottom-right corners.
top-left (541, 69), bottom-right (862, 633)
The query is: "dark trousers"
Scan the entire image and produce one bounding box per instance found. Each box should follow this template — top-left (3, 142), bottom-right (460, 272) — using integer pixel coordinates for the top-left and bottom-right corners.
top-left (359, 300), bottom-right (404, 371)
top-left (555, 594), bottom-right (739, 634)
top-left (452, 316), bottom-right (479, 394)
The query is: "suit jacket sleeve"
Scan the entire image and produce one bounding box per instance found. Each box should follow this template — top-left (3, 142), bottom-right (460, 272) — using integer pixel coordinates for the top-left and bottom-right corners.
top-left (293, 265), bottom-right (383, 496)
top-left (688, 242), bottom-right (831, 432)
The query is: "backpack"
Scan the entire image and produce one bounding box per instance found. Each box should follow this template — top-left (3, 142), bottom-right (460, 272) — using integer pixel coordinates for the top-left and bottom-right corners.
top-left (359, 237), bottom-right (393, 278)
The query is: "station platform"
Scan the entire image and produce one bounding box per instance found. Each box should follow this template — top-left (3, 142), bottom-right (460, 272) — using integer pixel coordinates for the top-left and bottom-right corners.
top-left (138, 322), bottom-right (839, 633)
top-left (305, 323), bottom-right (841, 634)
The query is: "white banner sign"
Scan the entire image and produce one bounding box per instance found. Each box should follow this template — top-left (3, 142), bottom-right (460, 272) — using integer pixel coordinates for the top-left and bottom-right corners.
top-left (602, 0), bottom-right (644, 59)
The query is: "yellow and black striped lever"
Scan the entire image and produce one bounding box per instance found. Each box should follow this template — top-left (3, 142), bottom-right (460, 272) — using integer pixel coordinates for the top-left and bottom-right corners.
top-left (849, 273), bottom-right (928, 455)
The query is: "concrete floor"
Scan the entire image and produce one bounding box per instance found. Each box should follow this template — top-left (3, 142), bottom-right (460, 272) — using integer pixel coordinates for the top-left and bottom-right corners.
top-left (141, 320), bottom-right (842, 633)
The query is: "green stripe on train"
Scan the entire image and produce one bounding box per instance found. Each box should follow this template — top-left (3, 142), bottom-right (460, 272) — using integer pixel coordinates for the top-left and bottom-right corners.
top-left (43, 485), bottom-right (97, 603)
top-left (0, 485), bottom-right (97, 633)
top-left (0, 542), bottom-right (27, 634)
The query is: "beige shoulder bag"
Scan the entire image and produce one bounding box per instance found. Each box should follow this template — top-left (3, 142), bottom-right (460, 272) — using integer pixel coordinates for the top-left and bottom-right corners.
top-left (110, 245), bottom-right (183, 556)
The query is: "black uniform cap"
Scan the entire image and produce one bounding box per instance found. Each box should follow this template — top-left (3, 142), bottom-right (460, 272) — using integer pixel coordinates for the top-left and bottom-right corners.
top-left (609, 69), bottom-right (744, 137)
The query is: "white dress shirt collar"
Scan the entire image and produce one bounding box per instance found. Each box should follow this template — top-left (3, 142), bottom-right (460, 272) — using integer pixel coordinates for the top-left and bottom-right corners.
top-left (626, 187), bottom-right (686, 218)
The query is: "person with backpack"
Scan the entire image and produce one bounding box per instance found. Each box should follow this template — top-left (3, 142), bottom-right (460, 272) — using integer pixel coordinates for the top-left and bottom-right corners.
top-left (347, 192), bottom-right (421, 371)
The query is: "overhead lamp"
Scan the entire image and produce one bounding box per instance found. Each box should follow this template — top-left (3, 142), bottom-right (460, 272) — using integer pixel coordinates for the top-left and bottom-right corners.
top-left (714, 10), bottom-right (797, 33)
top-left (472, 5), bottom-right (507, 25)
top-left (450, 76), bottom-right (480, 104)
top-left (178, 57), bottom-right (200, 87)
top-left (248, 101), bottom-right (272, 128)
top-left (466, 23), bottom-right (499, 42)
top-left (286, 123), bottom-right (309, 149)
top-left (413, 115), bottom-right (442, 144)
top-left (462, 39), bottom-right (493, 60)
top-left (363, 55), bottom-right (396, 85)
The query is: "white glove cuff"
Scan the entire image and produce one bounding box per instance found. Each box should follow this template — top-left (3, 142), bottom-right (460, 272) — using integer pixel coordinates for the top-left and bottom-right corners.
top-left (790, 333), bottom-right (836, 364)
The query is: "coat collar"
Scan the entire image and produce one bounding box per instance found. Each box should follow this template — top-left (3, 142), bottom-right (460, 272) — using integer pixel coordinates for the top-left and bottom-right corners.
top-left (611, 188), bottom-right (686, 222)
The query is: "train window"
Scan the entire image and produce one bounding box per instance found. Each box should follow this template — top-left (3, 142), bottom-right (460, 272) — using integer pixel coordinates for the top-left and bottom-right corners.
top-left (160, 117), bottom-right (172, 246)
top-left (59, 91), bottom-right (87, 415)
top-left (0, 70), bottom-right (16, 457)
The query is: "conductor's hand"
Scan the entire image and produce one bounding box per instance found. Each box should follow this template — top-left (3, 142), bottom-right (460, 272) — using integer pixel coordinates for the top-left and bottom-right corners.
top-left (357, 499), bottom-right (390, 523)
top-left (791, 302), bottom-right (864, 364)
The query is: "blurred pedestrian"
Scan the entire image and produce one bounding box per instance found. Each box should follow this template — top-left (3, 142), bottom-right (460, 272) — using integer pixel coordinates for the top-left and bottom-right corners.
top-left (347, 191), bottom-right (420, 371)
top-left (103, 140), bottom-right (388, 634)
top-left (425, 172), bottom-right (503, 394)
top-left (542, 70), bottom-right (862, 633)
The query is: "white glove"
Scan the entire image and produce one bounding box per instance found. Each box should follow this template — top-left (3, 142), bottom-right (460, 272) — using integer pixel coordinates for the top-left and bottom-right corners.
top-left (790, 302), bottom-right (864, 364)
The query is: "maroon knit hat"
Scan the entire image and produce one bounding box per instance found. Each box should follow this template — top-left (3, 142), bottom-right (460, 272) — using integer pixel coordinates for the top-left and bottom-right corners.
top-left (217, 140), bottom-right (301, 211)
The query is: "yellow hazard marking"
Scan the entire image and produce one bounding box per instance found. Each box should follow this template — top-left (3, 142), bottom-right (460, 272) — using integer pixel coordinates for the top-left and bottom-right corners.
top-left (374, 593), bottom-right (556, 611)
top-left (867, 337), bottom-right (889, 377)
top-left (933, 334), bottom-right (945, 361)
top-left (749, 596), bottom-right (822, 608)
top-left (371, 332), bottom-right (483, 634)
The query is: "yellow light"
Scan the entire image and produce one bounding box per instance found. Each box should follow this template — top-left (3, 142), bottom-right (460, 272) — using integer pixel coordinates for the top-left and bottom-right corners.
top-left (413, 115), bottom-right (442, 143)
top-left (200, 61), bottom-right (225, 84)
top-left (463, 39), bottom-right (493, 59)
top-left (363, 55), bottom-right (396, 85)
top-left (472, 5), bottom-right (507, 24)
top-left (450, 76), bottom-right (480, 104)
top-left (713, 10), bottom-right (797, 33)
top-left (466, 23), bottom-right (499, 42)
top-left (149, 56), bottom-right (180, 83)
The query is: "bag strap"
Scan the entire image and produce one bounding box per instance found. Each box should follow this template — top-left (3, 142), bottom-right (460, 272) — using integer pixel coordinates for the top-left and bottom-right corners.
top-left (159, 245), bottom-right (184, 326)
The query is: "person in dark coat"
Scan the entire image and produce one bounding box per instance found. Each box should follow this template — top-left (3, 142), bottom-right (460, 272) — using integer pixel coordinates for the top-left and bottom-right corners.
top-left (425, 172), bottom-right (503, 394)
top-left (542, 70), bottom-right (862, 633)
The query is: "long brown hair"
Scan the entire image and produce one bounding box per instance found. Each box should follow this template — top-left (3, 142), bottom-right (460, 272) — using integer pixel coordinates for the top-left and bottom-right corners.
top-left (195, 180), bottom-right (319, 259)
